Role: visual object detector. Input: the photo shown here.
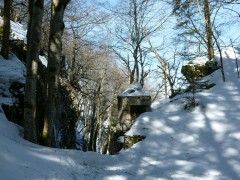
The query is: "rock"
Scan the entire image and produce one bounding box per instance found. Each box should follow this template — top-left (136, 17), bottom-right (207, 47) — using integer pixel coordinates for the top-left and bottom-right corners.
top-left (123, 135), bottom-right (145, 149)
top-left (181, 60), bottom-right (218, 82)
top-left (2, 81), bottom-right (25, 126)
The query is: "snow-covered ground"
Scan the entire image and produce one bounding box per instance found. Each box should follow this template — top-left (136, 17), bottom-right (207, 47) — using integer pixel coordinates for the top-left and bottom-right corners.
top-left (0, 47), bottom-right (240, 179)
top-left (1, 18), bottom-right (240, 180)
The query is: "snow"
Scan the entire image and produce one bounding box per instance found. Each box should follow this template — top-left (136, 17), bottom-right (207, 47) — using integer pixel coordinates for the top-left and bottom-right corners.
top-left (191, 56), bottom-right (209, 65)
top-left (1, 19), bottom-right (240, 179)
top-left (39, 55), bottom-right (48, 67)
top-left (0, 16), bottom-right (27, 42)
top-left (0, 53), bottom-right (26, 105)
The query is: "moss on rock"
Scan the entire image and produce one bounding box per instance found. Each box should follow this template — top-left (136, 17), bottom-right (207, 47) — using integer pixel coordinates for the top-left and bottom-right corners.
top-left (181, 60), bottom-right (218, 82)
top-left (123, 135), bottom-right (145, 149)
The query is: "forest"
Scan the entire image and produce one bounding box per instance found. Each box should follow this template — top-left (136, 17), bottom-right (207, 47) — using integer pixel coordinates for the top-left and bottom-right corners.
top-left (0, 0), bottom-right (240, 179)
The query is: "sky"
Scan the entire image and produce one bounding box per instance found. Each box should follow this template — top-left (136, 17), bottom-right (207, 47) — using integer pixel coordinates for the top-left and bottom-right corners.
top-left (0, 18), bottom-right (240, 179)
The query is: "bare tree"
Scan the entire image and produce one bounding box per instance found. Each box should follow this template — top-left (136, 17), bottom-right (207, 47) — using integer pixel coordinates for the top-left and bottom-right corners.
top-left (174, 0), bottom-right (240, 60)
top-left (147, 37), bottom-right (181, 98)
top-left (63, 0), bottom-right (109, 85)
top-left (108, 0), bottom-right (171, 87)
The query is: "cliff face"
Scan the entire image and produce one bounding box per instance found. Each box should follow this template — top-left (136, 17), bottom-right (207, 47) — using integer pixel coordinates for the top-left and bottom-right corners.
top-left (56, 78), bottom-right (80, 149)
top-left (0, 47), bottom-right (80, 149)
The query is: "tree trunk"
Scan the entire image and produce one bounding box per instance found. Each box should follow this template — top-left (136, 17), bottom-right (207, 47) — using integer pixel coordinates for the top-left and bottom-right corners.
top-left (93, 82), bottom-right (103, 152)
top-left (163, 63), bottom-right (168, 98)
top-left (203, 0), bottom-right (214, 60)
top-left (42, 0), bottom-right (70, 147)
top-left (102, 91), bottom-right (115, 154)
top-left (147, 37), bottom-right (170, 98)
top-left (139, 47), bottom-right (144, 88)
top-left (127, 2), bottom-right (135, 85)
top-left (24, 0), bottom-right (44, 143)
top-left (92, 123), bottom-right (99, 152)
top-left (1, 0), bottom-right (11, 59)
top-left (133, 0), bottom-right (139, 82)
top-left (129, 68), bottom-right (135, 84)
top-left (88, 96), bottom-right (96, 151)
top-left (212, 33), bottom-right (225, 82)
top-left (101, 129), bottom-right (109, 154)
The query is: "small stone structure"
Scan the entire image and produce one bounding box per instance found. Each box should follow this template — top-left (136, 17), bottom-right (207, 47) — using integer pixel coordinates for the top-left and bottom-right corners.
top-left (117, 82), bottom-right (151, 132)
top-left (108, 82), bottom-right (151, 154)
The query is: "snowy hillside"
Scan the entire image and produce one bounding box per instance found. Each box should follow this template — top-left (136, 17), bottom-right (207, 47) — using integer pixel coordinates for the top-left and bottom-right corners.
top-left (125, 47), bottom-right (240, 179)
top-left (1, 47), bottom-right (240, 179)
top-left (0, 16), bottom-right (27, 42)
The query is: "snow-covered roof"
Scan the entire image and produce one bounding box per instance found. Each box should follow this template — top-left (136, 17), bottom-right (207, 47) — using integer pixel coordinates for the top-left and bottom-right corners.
top-left (118, 82), bottom-right (150, 97)
top-left (190, 56), bottom-right (209, 65)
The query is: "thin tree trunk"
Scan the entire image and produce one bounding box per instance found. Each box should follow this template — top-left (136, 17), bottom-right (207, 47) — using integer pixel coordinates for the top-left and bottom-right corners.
top-left (203, 0), bottom-right (214, 60)
top-left (88, 96), bottom-right (96, 151)
top-left (133, 0), bottom-right (139, 82)
top-left (231, 39), bottom-right (239, 78)
top-left (24, 0), bottom-right (44, 143)
top-left (147, 37), bottom-right (170, 98)
top-left (101, 129), bottom-right (109, 154)
top-left (128, 1), bottom-right (135, 85)
top-left (92, 123), bottom-right (99, 152)
top-left (139, 46), bottom-right (145, 88)
top-left (102, 91), bottom-right (115, 154)
top-left (42, 0), bottom-right (70, 147)
top-left (163, 63), bottom-right (168, 98)
top-left (1, 0), bottom-right (11, 59)
top-left (129, 68), bottom-right (135, 84)
top-left (212, 33), bottom-right (225, 82)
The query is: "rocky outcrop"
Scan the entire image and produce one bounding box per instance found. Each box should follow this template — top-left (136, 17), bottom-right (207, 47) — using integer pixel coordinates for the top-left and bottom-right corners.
top-left (123, 135), bottom-right (145, 149)
top-left (1, 81), bottom-right (25, 126)
top-left (181, 59), bottom-right (218, 82)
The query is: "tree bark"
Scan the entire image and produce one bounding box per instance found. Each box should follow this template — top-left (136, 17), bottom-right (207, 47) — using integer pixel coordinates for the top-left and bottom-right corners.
top-left (1, 0), bottom-right (11, 59)
top-left (42, 0), bottom-right (70, 147)
top-left (203, 0), bottom-right (214, 60)
top-left (24, 0), bottom-right (44, 143)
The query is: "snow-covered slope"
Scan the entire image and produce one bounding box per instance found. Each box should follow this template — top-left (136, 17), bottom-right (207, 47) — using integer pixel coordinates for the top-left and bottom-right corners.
top-left (0, 16), bottom-right (27, 42)
top-left (125, 83), bottom-right (240, 179)
top-left (124, 47), bottom-right (240, 179)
